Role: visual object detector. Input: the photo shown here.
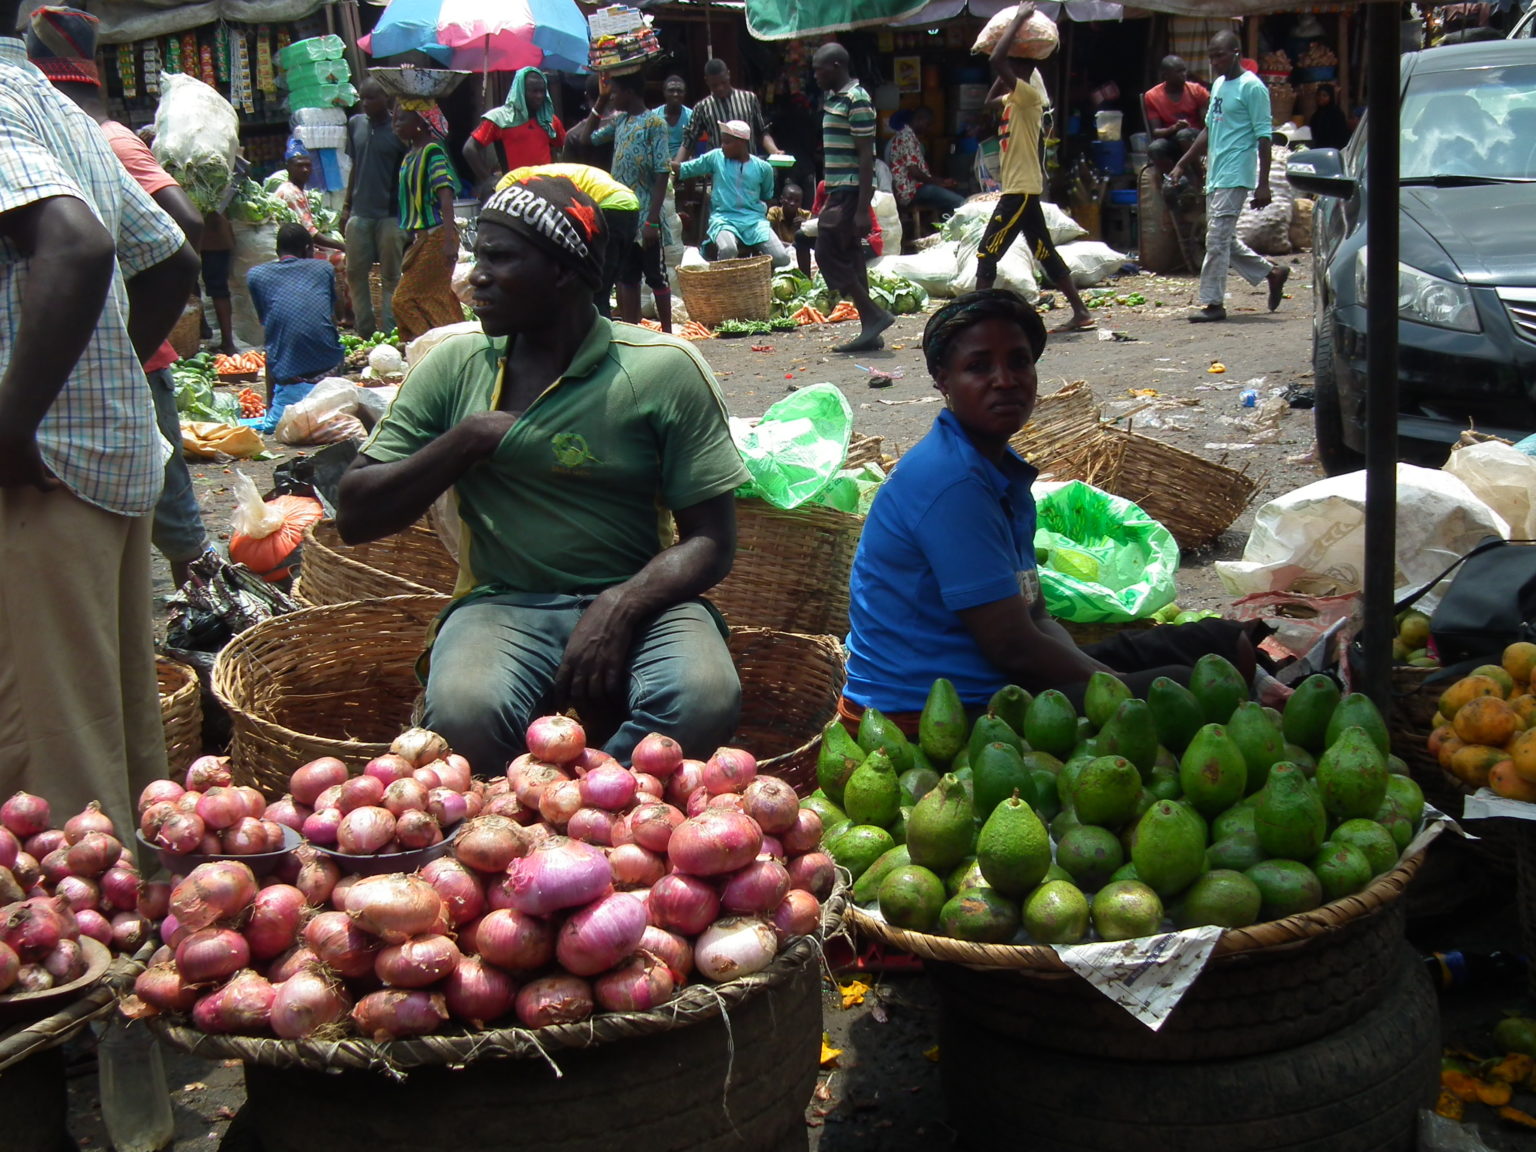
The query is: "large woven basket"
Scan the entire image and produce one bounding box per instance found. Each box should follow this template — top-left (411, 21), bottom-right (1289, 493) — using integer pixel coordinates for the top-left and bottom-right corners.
top-left (295, 520), bottom-right (457, 606)
top-left (1011, 382), bottom-right (1258, 550)
top-left (213, 595), bottom-right (449, 795)
top-left (168, 300), bottom-right (202, 361)
top-left (728, 627), bottom-right (845, 796)
top-left (710, 498), bottom-right (863, 638)
top-left (676, 255), bottom-right (772, 329)
top-left (156, 656), bottom-right (203, 774)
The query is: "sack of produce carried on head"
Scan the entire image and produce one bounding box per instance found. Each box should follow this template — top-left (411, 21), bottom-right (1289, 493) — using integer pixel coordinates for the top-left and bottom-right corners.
top-left (152, 74), bottom-right (240, 213)
top-left (972, 5), bottom-right (1059, 59)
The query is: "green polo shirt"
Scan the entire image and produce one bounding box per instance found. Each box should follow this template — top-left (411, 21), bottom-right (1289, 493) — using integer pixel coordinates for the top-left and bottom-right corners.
top-left (363, 314), bottom-right (750, 597)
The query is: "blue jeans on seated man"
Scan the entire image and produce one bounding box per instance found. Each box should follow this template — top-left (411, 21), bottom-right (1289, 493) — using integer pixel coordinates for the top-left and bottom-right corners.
top-left (148, 367), bottom-right (210, 566)
top-left (911, 182), bottom-right (966, 215)
top-left (422, 592), bottom-right (742, 775)
top-left (706, 228), bottom-right (792, 269)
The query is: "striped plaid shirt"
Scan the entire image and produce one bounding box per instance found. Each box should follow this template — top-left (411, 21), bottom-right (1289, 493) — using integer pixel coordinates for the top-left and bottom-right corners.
top-left (822, 81), bottom-right (876, 189)
top-left (0, 38), bottom-right (186, 516)
top-left (682, 88), bottom-right (769, 154)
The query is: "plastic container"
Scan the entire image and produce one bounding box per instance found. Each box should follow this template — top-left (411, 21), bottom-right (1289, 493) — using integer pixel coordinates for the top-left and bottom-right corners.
top-left (1090, 140), bottom-right (1127, 174)
top-left (291, 106), bottom-right (347, 127)
top-left (1094, 110), bottom-right (1124, 141)
top-left (1240, 389), bottom-right (1259, 407)
top-left (1128, 130), bottom-right (1150, 153)
top-left (98, 1017), bottom-right (175, 1152)
top-left (287, 81), bottom-right (358, 111)
top-left (277, 35), bottom-right (345, 71)
top-left (1108, 188), bottom-right (1138, 206)
top-left (280, 58), bottom-right (351, 90)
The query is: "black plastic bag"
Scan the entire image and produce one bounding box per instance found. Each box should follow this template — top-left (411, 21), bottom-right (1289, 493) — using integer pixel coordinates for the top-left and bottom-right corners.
top-left (166, 551), bottom-right (301, 654)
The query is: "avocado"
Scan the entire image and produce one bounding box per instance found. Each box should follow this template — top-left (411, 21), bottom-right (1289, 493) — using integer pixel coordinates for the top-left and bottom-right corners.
top-left (843, 749), bottom-right (902, 829)
top-left (1084, 671), bottom-right (1133, 731)
top-left (972, 741), bottom-right (1036, 819)
top-left (1178, 723), bottom-right (1248, 818)
top-left (975, 793), bottom-right (1052, 898)
top-left (1070, 755), bottom-right (1142, 828)
top-left (1024, 689), bottom-right (1079, 760)
top-left (851, 844), bottom-right (912, 904)
top-left (1097, 697), bottom-right (1160, 777)
top-left (1281, 674), bottom-right (1342, 755)
top-left (1130, 799), bottom-right (1208, 898)
top-left (1324, 693), bottom-right (1391, 758)
top-left (816, 721), bottom-right (866, 807)
top-left (1227, 701), bottom-right (1288, 794)
top-left (918, 678), bottom-right (968, 768)
top-left (987, 683), bottom-right (1033, 742)
top-left (1315, 726), bottom-right (1389, 820)
top-left (858, 707), bottom-right (915, 775)
top-left (1189, 653), bottom-right (1247, 725)
top-left (906, 773), bottom-right (976, 873)
top-left (1147, 676), bottom-right (1206, 756)
top-left (967, 709), bottom-right (1024, 768)
top-left (1253, 762), bottom-right (1328, 862)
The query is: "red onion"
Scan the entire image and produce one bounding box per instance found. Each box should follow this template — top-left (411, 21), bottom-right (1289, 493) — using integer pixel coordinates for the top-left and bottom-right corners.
top-left (64, 802), bottom-right (116, 844)
top-left (345, 874), bottom-right (446, 943)
top-left (170, 861), bottom-right (258, 931)
top-left (0, 866), bottom-right (20, 906)
top-left (760, 836), bottom-right (786, 860)
top-left (262, 820), bottom-right (287, 852)
top-left (395, 809), bottom-right (443, 850)
top-left (39, 848), bottom-right (73, 887)
top-left (76, 908), bottom-right (112, 946)
top-left (337, 806), bottom-right (395, 855)
top-left (684, 786), bottom-right (711, 818)
top-left (436, 754), bottom-right (473, 794)
top-left (10, 852), bottom-right (38, 892)
top-left (154, 811), bottom-right (206, 855)
top-left (575, 747), bottom-right (621, 776)
top-left (511, 761), bottom-right (570, 810)
top-left (721, 859), bottom-right (791, 916)
top-left (0, 940), bottom-right (16, 993)
top-left (454, 815), bottom-right (530, 874)
top-left (271, 966), bottom-right (351, 1039)
top-left (523, 824), bottom-right (555, 849)
top-left (352, 989), bottom-right (449, 1041)
top-left (26, 829), bottom-right (65, 862)
top-left (138, 800), bottom-right (175, 839)
top-left (362, 754), bottom-right (415, 789)
top-left (580, 765), bottom-right (637, 812)
top-left (480, 793), bottom-right (527, 822)
top-left (420, 859), bottom-right (485, 927)
top-left (1, 897), bottom-right (67, 960)
top-left (194, 968), bottom-right (275, 1034)
top-left (556, 893), bottom-right (648, 977)
top-left (609, 844), bottom-right (667, 889)
top-left (594, 952), bottom-right (675, 1013)
top-left (525, 715), bottom-right (586, 766)
top-left (55, 875), bottom-right (99, 913)
top-left (639, 925), bottom-right (693, 984)
top-left (100, 867), bottom-right (142, 913)
top-left (330, 873), bottom-right (362, 911)
top-left (196, 832), bottom-right (224, 856)
top-left (138, 780), bottom-right (185, 812)
top-left (160, 914), bottom-right (189, 948)
top-left (110, 911), bottom-right (151, 953)
top-left (0, 831), bottom-right (17, 875)
top-left (567, 808), bottom-right (619, 846)
top-left (608, 814), bottom-right (634, 847)
top-left (503, 838), bottom-right (612, 916)
top-left (391, 728), bottom-right (451, 768)
top-left (375, 933), bottom-right (461, 988)
top-left (515, 974), bottom-right (593, 1028)
top-left (264, 795), bottom-right (310, 834)
top-left (702, 747), bottom-right (757, 796)
top-left (632, 732), bottom-right (685, 779)
top-left (175, 927), bottom-right (251, 984)
top-left (443, 954), bottom-right (517, 1027)
top-left (221, 817), bottom-right (270, 856)
top-left (773, 890), bottom-right (822, 944)
top-left (381, 778), bottom-right (429, 818)
top-left (668, 809), bottom-right (763, 878)
top-left (411, 766), bottom-right (443, 791)
top-left (470, 909), bottom-right (555, 972)
top-left (646, 873), bottom-right (720, 936)
top-left (301, 808), bottom-right (343, 848)
top-left (15, 964), bottom-right (53, 992)
top-left (304, 911), bottom-right (378, 978)
top-left (233, 787), bottom-right (267, 821)
top-left (706, 793), bottom-right (747, 814)
top-left (1, 792), bottom-right (50, 839)
top-left (43, 938), bottom-right (86, 984)
top-left (138, 879), bottom-right (172, 921)
top-left (267, 946), bottom-right (321, 984)
top-left (246, 885), bottom-right (307, 960)
top-left (426, 788), bottom-right (470, 829)
top-left (664, 760), bottom-right (705, 809)
top-left (538, 779), bottom-right (584, 827)
top-left (629, 803), bottom-right (685, 854)
top-left (741, 777), bottom-right (800, 836)
top-left (786, 852), bottom-right (836, 901)
top-left (195, 787), bottom-right (245, 832)
top-left (293, 851), bottom-right (341, 907)
top-left (174, 791), bottom-right (203, 814)
top-left (337, 775), bottom-right (386, 815)
top-left (632, 773), bottom-right (663, 800)
top-left (781, 809), bottom-right (824, 857)
top-left (185, 755), bottom-right (233, 792)
top-left (127, 962), bottom-right (199, 1016)
top-left (695, 916), bottom-right (778, 982)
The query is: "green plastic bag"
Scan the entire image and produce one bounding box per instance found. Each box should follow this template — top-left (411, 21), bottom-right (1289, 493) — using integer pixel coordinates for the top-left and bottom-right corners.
top-left (731, 383), bottom-right (853, 510)
top-left (813, 462), bottom-right (886, 515)
top-left (1032, 480), bottom-right (1179, 624)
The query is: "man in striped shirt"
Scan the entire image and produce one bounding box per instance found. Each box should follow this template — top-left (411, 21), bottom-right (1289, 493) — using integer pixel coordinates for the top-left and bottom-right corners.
top-left (813, 43), bottom-right (892, 354)
top-left (675, 58), bottom-right (780, 163)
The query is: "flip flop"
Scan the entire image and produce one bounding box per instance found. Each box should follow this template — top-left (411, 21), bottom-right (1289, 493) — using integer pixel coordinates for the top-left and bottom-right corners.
top-left (1049, 320), bottom-right (1097, 334)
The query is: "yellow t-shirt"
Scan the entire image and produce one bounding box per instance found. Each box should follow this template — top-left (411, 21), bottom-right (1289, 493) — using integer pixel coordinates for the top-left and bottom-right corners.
top-left (496, 163), bottom-right (640, 211)
top-left (997, 81), bottom-right (1045, 196)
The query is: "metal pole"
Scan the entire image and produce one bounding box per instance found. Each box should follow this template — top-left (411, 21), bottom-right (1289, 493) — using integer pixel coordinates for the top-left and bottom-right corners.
top-left (1360, 2), bottom-right (1401, 711)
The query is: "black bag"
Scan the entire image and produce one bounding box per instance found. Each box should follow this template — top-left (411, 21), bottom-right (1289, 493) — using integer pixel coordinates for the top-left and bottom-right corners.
top-left (1395, 536), bottom-right (1536, 669)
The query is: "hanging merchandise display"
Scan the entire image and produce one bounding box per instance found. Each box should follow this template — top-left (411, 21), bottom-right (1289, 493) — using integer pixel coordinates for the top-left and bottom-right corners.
top-left (142, 40), bottom-right (160, 96)
top-left (256, 26), bottom-right (277, 96)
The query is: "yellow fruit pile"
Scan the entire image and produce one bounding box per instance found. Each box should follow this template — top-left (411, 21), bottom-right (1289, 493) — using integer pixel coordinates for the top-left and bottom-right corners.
top-left (1427, 642), bottom-right (1536, 798)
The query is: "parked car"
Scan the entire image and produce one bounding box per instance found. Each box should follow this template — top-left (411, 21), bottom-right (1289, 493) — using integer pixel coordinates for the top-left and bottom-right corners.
top-left (1286, 39), bottom-right (1536, 474)
top-left (1511, 5), bottom-right (1535, 38)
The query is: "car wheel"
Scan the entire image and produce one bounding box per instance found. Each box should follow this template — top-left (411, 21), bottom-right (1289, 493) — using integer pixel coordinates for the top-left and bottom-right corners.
top-left (1313, 319), bottom-right (1364, 476)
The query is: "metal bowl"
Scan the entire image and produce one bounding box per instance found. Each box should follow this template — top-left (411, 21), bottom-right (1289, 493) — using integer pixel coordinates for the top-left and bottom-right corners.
top-left (370, 67), bottom-right (470, 100)
top-left (138, 826), bottom-right (301, 880)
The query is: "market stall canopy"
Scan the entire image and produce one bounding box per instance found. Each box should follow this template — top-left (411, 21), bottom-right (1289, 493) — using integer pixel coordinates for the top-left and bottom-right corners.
top-left (361, 0), bottom-right (589, 73)
top-left (77, 0), bottom-right (331, 44)
top-left (892, 0), bottom-right (1127, 27)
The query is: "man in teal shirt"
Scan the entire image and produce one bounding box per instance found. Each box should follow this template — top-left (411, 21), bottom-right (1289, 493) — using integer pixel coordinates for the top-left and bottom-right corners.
top-left (677, 120), bottom-right (789, 267)
top-left (1170, 31), bottom-right (1288, 323)
top-left (337, 173), bottom-right (750, 773)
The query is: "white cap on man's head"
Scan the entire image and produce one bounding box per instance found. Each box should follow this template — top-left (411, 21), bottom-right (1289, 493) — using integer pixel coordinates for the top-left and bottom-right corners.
top-left (721, 120), bottom-right (751, 140)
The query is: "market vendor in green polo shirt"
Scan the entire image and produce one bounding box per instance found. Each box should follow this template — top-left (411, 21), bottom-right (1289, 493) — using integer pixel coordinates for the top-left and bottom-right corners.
top-left (337, 171), bottom-right (750, 774)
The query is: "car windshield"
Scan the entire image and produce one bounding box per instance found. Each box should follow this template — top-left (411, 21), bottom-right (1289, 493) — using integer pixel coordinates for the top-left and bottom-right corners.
top-left (1400, 63), bottom-right (1536, 180)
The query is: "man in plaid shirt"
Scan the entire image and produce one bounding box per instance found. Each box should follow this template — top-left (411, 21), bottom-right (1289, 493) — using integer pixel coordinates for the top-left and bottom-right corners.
top-left (0, 0), bottom-right (200, 840)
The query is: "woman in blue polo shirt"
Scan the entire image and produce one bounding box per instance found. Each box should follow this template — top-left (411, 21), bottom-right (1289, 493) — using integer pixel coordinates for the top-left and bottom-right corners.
top-left (842, 289), bottom-right (1259, 731)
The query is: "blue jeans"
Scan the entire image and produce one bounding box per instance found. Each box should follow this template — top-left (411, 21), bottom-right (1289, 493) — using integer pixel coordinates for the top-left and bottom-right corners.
top-left (422, 593), bottom-right (741, 775)
top-left (912, 182), bottom-right (966, 215)
top-left (148, 367), bottom-right (209, 564)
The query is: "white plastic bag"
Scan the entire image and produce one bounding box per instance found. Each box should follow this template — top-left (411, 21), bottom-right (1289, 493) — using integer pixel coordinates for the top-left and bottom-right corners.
top-left (275, 378), bottom-right (362, 445)
top-left (872, 189), bottom-right (903, 256)
top-left (872, 246), bottom-right (962, 298)
top-left (151, 74), bottom-right (240, 213)
top-left (405, 320), bottom-right (482, 364)
top-left (1215, 464), bottom-right (1509, 608)
top-left (230, 470), bottom-right (284, 540)
top-left (1443, 441), bottom-right (1536, 538)
top-left (1059, 240), bottom-right (1128, 287)
top-left (229, 221), bottom-right (277, 350)
top-left (972, 5), bottom-right (1060, 59)
top-left (1043, 200), bottom-right (1088, 245)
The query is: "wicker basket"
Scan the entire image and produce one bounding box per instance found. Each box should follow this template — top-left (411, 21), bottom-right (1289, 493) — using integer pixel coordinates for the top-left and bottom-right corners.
top-left (845, 432), bottom-right (885, 470)
top-left (675, 256), bottom-right (772, 330)
top-left (296, 520), bottom-right (457, 606)
top-left (710, 498), bottom-right (863, 639)
top-left (213, 595), bottom-right (449, 795)
top-left (728, 627), bottom-right (845, 795)
top-left (157, 656), bottom-right (203, 774)
top-left (1010, 382), bottom-right (1258, 551)
top-left (168, 301), bottom-right (203, 361)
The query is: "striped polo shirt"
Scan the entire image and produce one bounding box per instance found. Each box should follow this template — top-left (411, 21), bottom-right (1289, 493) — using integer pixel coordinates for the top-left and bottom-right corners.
top-left (821, 80), bottom-right (876, 189)
top-left (398, 141), bottom-right (456, 231)
top-left (682, 88), bottom-right (768, 154)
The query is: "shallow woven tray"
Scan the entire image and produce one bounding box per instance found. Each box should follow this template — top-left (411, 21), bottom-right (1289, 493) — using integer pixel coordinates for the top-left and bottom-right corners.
top-left (297, 520), bottom-right (456, 606)
top-left (848, 840), bottom-right (1427, 972)
top-left (148, 887), bottom-right (846, 1076)
top-left (1010, 382), bottom-right (1258, 551)
top-left (710, 499), bottom-right (863, 639)
top-left (0, 943), bottom-right (152, 1074)
top-left (676, 255), bottom-right (772, 330)
top-left (157, 655), bottom-right (203, 773)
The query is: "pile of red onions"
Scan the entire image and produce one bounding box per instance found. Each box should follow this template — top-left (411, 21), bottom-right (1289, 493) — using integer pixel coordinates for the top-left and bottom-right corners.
top-left (120, 717), bottom-right (829, 1042)
top-left (136, 758), bottom-right (287, 859)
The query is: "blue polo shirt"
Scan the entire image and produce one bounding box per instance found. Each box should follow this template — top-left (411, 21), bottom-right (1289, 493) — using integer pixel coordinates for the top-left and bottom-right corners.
top-left (247, 256), bottom-right (344, 384)
top-left (845, 408), bottom-right (1041, 713)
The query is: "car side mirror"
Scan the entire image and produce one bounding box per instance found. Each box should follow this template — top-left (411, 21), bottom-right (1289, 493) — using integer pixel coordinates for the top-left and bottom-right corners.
top-left (1286, 148), bottom-right (1356, 199)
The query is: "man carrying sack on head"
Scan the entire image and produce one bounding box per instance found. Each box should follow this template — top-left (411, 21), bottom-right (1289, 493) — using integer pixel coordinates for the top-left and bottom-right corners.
top-left (337, 171), bottom-right (750, 775)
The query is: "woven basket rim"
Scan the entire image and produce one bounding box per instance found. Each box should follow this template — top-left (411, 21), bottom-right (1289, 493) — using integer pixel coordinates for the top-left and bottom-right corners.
top-left (146, 886), bottom-right (847, 1075)
top-left (676, 254), bottom-right (773, 282)
top-left (156, 655), bottom-right (199, 709)
top-left (302, 520), bottom-right (449, 600)
top-left (848, 842), bottom-right (1428, 971)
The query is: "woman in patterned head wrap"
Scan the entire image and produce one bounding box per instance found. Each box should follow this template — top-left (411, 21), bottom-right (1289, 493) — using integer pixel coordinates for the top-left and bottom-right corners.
top-left (391, 100), bottom-right (465, 342)
top-left (462, 68), bottom-right (567, 192)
